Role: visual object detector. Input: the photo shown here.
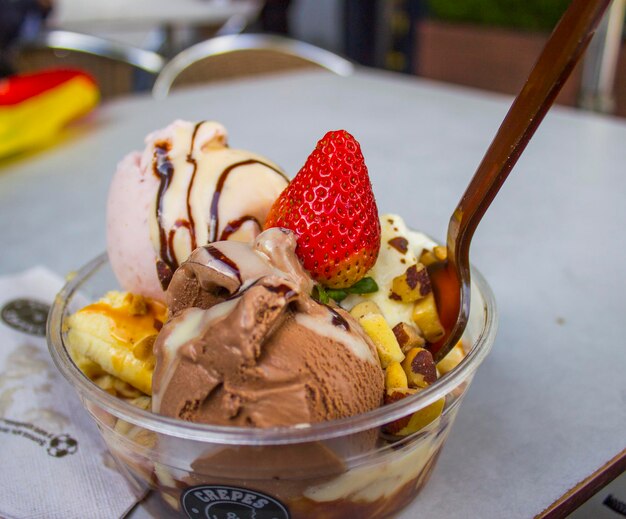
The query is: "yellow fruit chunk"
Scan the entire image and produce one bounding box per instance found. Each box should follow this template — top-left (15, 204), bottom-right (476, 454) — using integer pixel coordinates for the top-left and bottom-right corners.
top-left (412, 292), bottom-right (445, 343)
top-left (401, 347), bottom-right (437, 388)
top-left (383, 388), bottom-right (418, 435)
top-left (382, 388), bottom-right (445, 436)
top-left (349, 300), bottom-right (382, 320)
top-left (385, 361), bottom-right (408, 389)
top-left (437, 341), bottom-right (465, 375)
top-left (419, 246), bottom-right (447, 267)
top-left (358, 313), bottom-right (405, 368)
top-left (396, 397), bottom-right (445, 436)
top-left (390, 263), bottom-right (431, 303)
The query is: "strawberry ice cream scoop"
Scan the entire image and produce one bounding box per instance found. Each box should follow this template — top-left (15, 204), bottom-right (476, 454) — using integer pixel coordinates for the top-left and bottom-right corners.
top-left (106, 120), bottom-right (289, 300)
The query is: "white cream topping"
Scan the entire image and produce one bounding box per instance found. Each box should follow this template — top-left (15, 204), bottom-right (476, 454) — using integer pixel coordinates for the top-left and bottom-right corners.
top-left (342, 214), bottom-right (436, 327)
top-left (162, 308), bottom-right (206, 359)
top-left (295, 313), bottom-right (377, 364)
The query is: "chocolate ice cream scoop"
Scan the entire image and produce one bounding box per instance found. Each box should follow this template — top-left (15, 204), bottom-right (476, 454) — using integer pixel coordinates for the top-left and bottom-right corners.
top-left (152, 228), bottom-right (384, 426)
top-left (165, 227), bottom-right (314, 316)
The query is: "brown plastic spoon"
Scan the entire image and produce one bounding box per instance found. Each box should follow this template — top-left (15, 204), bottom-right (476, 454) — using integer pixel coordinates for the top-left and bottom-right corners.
top-left (428, 0), bottom-right (612, 362)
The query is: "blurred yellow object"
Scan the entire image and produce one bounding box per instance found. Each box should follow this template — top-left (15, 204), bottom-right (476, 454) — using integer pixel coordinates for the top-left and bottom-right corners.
top-left (0, 68), bottom-right (99, 158)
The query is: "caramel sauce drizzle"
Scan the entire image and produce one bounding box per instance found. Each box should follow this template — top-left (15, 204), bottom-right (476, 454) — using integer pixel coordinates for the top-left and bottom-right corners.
top-left (79, 300), bottom-right (167, 344)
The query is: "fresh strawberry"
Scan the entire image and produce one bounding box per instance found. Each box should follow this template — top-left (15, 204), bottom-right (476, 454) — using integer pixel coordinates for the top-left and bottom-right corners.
top-left (265, 130), bottom-right (381, 288)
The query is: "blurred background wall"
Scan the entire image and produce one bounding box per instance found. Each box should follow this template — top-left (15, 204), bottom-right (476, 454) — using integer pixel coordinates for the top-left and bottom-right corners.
top-left (287, 0), bottom-right (625, 117)
top-left (3, 0), bottom-right (624, 116)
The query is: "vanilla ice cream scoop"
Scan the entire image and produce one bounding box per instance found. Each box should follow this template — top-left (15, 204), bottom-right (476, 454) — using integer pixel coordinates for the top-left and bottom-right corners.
top-left (106, 120), bottom-right (288, 301)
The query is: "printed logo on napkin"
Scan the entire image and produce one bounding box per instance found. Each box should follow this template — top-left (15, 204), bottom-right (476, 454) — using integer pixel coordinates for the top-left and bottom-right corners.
top-left (0, 337), bottom-right (79, 454)
top-left (1, 298), bottom-right (50, 336)
top-left (0, 418), bottom-right (78, 457)
top-left (181, 485), bottom-right (290, 519)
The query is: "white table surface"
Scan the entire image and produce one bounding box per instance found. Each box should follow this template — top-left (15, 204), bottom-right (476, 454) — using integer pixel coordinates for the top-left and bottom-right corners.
top-left (1, 69), bottom-right (625, 518)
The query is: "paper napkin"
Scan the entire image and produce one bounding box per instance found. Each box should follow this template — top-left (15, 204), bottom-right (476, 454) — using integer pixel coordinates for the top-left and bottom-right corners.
top-left (0, 267), bottom-right (142, 519)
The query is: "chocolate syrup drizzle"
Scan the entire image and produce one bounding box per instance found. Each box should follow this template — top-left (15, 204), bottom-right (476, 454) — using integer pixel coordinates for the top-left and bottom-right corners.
top-left (205, 245), bottom-right (243, 284)
top-left (200, 237), bottom-right (351, 336)
top-left (184, 122), bottom-right (204, 251)
top-left (153, 141), bottom-right (176, 288)
top-left (265, 283), bottom-right (298, 300)
top-left (219, 215), bottom-right (261, 241)
top-left (153, 123), bottom-right (206, 289)
top-left (208, 159), bottom-right (286, 242)
top-left (328, 307), bottom-right (350, 331)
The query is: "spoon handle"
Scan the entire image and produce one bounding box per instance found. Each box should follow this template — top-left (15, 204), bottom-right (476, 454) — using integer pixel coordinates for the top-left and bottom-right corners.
top-left (448, 0), bottom-right (611, 264)
top-left (429, 0), bottom-right (611, 362)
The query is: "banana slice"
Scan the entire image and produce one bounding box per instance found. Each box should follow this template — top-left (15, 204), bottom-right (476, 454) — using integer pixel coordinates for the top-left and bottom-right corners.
top-left (66, 291), bottom-right (166, 395)
top-left (91, 373), bottom-right (145, 399)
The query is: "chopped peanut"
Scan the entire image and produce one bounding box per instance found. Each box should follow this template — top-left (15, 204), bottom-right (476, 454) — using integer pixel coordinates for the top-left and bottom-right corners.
top-left (433, 246), bottom-right (447, 261)
top-left (392, 322), bottom-right (426, 353)
top-left (418, 250), bottom-right (436, 267)
top-left (390, 263), bottom-right (431, 303)
top-left (382, 388), bottom-right (445, 436)
top-left (419, 246), bottom-right (447, 267)
top-left (402, 347), bottom-right (437, 388)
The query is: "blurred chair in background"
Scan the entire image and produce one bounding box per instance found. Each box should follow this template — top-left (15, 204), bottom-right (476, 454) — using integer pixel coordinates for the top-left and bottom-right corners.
top-left (258, 0), bottom-right (292, 34)
top-left (151, 33), bottom-right (354, 99)
top-left (16, 30), bottom-right (166, 99)
top-left (0, 0), bottom-right (53, 77)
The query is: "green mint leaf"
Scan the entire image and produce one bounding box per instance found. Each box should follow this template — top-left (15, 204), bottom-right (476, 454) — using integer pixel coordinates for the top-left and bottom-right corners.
top-left (346, 277), bottom-right (379, 294)
top-left (312, 284), bottom-right (329, 305)
top-left (326, 289), bottom-right (348, 303)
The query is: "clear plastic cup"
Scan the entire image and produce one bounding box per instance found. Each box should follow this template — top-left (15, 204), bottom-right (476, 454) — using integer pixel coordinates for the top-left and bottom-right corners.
top-left (47, 253), bottom-right (497, 519)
